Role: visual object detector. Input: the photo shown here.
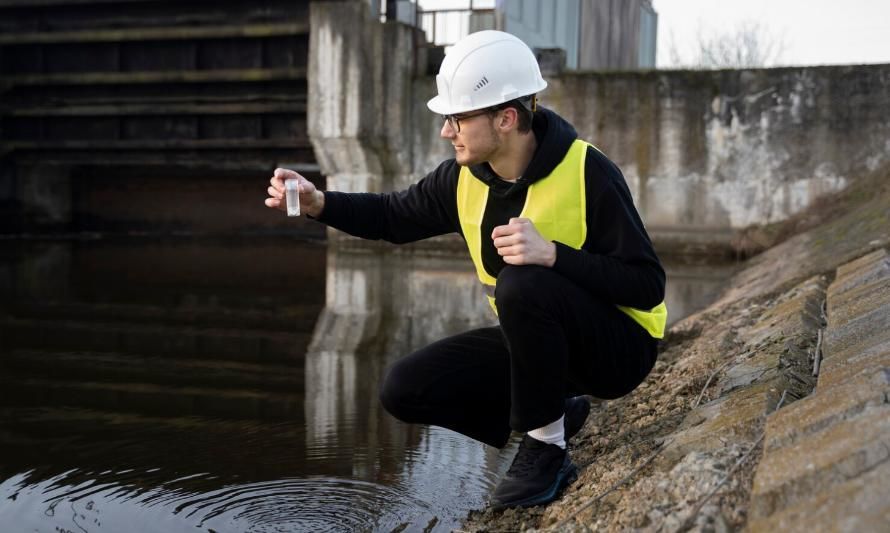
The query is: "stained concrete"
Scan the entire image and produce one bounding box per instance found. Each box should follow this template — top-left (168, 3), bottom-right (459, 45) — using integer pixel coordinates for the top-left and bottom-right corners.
top-left (306, 5), bottom-right (890, 253)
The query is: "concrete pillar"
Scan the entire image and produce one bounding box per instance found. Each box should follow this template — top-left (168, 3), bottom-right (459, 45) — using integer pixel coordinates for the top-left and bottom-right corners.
top-left (308, 0), bottom-right (423, 195)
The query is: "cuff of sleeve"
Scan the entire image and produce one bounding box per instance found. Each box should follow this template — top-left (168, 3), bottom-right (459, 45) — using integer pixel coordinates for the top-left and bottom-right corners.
top-left (311, 190), bottom-right (335, 222)
top-left (551, 241), bottom-right (585, 278)
top-left (552, 241), bottom-right (569, 268)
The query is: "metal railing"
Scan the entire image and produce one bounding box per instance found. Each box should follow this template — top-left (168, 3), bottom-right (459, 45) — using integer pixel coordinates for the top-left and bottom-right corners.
top-left (415, 6), bottom-right (496, 47)
top-left (379, 1), bottom-right (497, 48)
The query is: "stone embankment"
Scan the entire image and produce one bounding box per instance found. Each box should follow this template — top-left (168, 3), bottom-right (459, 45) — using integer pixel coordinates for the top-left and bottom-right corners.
top-left (748, 248), bottom-right (890, 531)
top-left (464, 166), bottom-right (890, 532)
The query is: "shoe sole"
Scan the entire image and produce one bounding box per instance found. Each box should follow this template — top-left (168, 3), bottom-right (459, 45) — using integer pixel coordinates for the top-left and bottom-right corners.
top-left (490, 456), bottom-right (578, 510)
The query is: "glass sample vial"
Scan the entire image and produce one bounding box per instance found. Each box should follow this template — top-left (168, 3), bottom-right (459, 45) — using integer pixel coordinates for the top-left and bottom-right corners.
top-left (285, 178), bottom-right (300, 217)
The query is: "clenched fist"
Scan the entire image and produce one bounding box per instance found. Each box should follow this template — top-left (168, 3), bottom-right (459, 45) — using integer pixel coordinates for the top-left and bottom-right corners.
top-left (491, 217), bottom-right (556, 267)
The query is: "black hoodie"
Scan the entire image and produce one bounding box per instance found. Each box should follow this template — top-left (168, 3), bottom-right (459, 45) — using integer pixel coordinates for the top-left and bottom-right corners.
top-left (317, 108), bottom-right (665, 310)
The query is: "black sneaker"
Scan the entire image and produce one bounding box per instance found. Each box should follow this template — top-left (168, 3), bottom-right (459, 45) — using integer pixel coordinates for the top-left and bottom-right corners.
top-left (564, 396), bottom-right (591, 441)
top-left (490, 435), bottom-right (578, 510)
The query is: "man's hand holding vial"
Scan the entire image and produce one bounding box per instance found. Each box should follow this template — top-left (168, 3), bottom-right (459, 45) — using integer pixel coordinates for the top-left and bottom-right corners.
top-left (265, 168), bottom-right (325, 218)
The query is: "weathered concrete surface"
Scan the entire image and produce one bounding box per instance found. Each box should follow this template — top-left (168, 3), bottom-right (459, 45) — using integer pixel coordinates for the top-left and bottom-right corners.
top-left (747, 460), bottom-right (890, 533)
top-left (544, 68), bottom-right (890, 234)
top-left (406, 66), bottom-right (890, 251)
top-left (308, 5), bottom-right (890, 251)
top-left (748, 248), bottom-right (890, 530)
top-left (658, 275), bottom-right (826, 467)
top-left (308, 1), bottom-right (428, 196)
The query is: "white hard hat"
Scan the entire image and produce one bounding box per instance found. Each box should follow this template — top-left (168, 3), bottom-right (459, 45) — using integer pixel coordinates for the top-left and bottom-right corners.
top-left (427, 30), bottom-right (548, 115)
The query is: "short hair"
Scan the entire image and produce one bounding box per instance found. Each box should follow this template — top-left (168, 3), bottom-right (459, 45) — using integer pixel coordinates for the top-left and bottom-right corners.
top-left (490, 95), bottom-right (535, 133)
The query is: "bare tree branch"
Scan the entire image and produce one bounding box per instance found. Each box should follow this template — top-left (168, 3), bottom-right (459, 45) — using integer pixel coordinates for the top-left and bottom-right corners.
top-left (669, 20), bottom-right (786, 69)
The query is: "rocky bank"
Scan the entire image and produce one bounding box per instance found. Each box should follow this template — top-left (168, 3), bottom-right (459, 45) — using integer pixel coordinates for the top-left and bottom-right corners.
top-left (462, 163), bottom-right (890, 532)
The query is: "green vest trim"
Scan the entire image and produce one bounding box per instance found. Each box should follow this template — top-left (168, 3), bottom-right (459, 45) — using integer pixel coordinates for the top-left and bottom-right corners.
top-left (456, 139), bottom-right (668, 339)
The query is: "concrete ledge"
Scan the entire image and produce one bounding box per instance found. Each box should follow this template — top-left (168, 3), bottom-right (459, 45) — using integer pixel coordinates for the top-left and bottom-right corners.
top-left (660, 381), bottom-right (784, 466)
top-left (823, 304), bottom-right (890, 364)
top-left (749, 405), bottom-right (890, 519)
top-left (743, 275), bottom-right (827, 347)
top-left (660, 275), bottom-right (827, 467)
top-left (826, 277), bottom-right (890, 329)
top-left (749, 249), bottom-right (890, 525)
top-left (829, 248), bottom-right (890, 300)
top-left (819, 343), bottom-right (890, 389)
top-left (747, 460), bottom-right (890, 533)
top-left (763, 380), bottom-right (890, 453)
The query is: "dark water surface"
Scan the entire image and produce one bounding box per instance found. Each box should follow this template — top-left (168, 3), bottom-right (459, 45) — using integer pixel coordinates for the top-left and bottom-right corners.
top-left (0, 238), bottom-right (735, 532)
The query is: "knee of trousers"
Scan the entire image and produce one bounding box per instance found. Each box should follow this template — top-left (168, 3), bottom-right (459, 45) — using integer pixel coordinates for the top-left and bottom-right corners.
top-left (494, 264), bottom-right (563, 313)
top-left (378, 359), bottom-right (423, 424)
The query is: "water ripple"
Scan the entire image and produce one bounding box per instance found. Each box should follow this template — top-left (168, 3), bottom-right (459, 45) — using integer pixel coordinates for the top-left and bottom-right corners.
top-left (2, 471), bottom-right (445, 532)
top-left (167, 477), bottom-right (435, 532)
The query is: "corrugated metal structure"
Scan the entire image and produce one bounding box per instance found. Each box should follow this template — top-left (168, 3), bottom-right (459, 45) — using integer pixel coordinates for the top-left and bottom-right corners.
top-left (577, 0), bottom-right (656, 70)
top-left (0, 0), bottom-right (316, 232)
top-left (499, 0), bottom-right (581, 69)
top-left (415, 0), bottom-right (657, 71)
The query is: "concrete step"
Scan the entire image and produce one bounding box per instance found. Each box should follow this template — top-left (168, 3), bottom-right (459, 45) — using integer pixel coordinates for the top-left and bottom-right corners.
top-left (762, 375), bottom-right (890, 453)
top-left (822, 316), bottom-right (890, 370)
top-left (0, 376), bottom-right (304, 421)
top-left (818, 341), bottom-right (890, 389)
top-left (748, 248), bottom-right (890, 526)
top-left (7, 299), bottom-right (322, 332)
top-left (2, 349), bottom-right (304, 392)
top-left (659, 275), bottom-right (827, 466)
top-left (0, 22), bottom-right (309, 45)
top-left (0, 316), bottom-right (311, 361)
top-left (747, 459), bottom-right (890, 533)
top-left (827, 248), bottom-right (890, 305)
top-left (749, 404), bottom-right (890, 519)
top-left (825, 272), bottom-right (890, 331)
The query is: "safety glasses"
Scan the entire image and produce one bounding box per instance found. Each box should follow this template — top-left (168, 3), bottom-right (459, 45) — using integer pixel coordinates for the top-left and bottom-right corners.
top-left (442, 96), bottom-right (538, 133)
top-left (441, 108), bottom-right (493, 133)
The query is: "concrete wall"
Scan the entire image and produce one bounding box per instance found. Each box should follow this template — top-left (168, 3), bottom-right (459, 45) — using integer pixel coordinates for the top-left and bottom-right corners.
top-left (405, 67), bottom-right (890, 250)
top-left (311, 4), bottom-right (890, 253)
top-left (545, 67), bottom-right (890, 242)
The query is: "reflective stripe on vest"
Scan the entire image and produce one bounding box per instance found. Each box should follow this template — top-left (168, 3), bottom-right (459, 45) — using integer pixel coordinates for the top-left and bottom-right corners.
top-left (456, 139), bottom-right (668, 339)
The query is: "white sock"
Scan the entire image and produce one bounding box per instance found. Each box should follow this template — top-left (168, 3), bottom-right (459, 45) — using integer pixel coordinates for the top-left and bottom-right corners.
top-left (527, 415), bottom-right (566, 449)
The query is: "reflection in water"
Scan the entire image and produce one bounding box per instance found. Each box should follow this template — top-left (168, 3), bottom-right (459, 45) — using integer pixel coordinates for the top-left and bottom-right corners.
top-left (302, 247), bottom-right (506, 529)
top-left (0, 239), bottom-right (734, 532)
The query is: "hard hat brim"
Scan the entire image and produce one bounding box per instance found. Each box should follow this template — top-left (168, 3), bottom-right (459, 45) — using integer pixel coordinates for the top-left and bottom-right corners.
top-left (426, 95), bottom-right (455, 115)
top-left (427, 82), bottom-right (547, 116)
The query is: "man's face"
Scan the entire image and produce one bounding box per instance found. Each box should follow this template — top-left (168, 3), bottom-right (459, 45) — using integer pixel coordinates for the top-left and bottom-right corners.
top-left (440, 110), bottom-right (502, 167)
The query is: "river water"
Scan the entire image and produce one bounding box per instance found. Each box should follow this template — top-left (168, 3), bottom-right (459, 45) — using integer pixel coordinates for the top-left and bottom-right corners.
top-left (0, 238), bottom-right (735, 532)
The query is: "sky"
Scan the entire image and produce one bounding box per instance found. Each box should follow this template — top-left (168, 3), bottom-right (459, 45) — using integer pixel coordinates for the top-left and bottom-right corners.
top-left (413, 0), bottom-right (890, 69)
top-left (652, 0), bottom-right (890, 68)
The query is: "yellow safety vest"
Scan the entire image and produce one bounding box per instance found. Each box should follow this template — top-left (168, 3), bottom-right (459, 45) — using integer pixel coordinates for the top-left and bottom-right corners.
top-left (456, 139), bottom-right (668, 339)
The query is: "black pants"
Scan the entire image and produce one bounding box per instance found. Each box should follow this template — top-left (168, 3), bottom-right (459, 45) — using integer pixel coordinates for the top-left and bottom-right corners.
top-left (379, 265), bottom-right (658, 448)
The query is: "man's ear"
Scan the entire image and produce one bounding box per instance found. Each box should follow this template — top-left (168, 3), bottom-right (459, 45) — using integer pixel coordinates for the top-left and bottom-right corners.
top-left (498, 107), bottom-right (518, 131)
